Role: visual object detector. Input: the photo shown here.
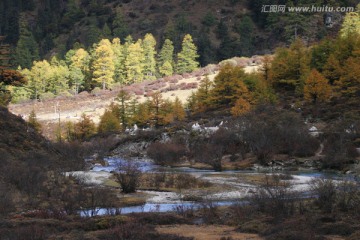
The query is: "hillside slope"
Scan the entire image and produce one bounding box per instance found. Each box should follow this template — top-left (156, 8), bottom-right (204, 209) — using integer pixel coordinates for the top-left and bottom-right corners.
top-left (1, 0), bottom-right (353, 67)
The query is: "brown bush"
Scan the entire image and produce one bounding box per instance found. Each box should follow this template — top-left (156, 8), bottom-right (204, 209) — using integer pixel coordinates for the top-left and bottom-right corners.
top-left (115, 160), bottom-right (142, 193)
top-left (147, 142), bottom-right (187, 166)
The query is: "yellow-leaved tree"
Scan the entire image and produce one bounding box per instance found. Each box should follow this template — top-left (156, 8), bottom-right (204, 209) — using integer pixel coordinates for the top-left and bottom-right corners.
top-left (92, 39), bottom-right (115, 90)
top-left (340, 4), bottom-right (360, 38)
top-left (125, 40), bottom-right (145, 84)
top-left (304, 69), bottom-right (332, 104)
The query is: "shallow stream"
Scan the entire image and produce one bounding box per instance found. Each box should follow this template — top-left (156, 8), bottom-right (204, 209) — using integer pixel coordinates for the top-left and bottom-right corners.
top-left (81, 157), bottom-right (357, 216)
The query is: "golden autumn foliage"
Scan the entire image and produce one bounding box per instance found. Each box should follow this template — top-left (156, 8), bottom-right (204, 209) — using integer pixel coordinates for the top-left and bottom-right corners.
top-left (231, 97), bottom-right (251, 116)
top-left (74, 113), bottom-right (96, 140)
top-left (304, 69), bottom-right (332, 104)
top-left (211, 64), bottom-right (248, 107)
top-left (270, 39), bottom-right (310, 92)
top-left (98, 109), bottom-right (121, 133)
top-left (172, 97), bottom-right (186, 121)
top-left (335, 57), bottom-right (360, 104)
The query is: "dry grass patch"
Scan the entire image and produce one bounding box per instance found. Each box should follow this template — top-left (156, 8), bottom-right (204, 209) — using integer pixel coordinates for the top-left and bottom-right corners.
top-left (156, 224), bottom-right (263, 240)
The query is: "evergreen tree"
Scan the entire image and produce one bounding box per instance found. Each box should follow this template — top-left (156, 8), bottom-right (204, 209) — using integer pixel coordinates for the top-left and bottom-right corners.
top-left (98, 109), bottom-right (121, 133)
top-left (270, 39), bottom-right (310, 93)
top-left (48, 57), bottom-right (70, 95)
top-left (112, 9), bottom-right (129, 41)
top-left (115, 88), bottom-right (131, 130)
top-left (61, 0), bottom-right (84, 29)
top-left (111, 38), bottom-right (126, 83)
top-left (28, 109), bottom-right (42, 133)
top-left (323, 54), bottom-right (343, 85)
top-left (84, 18), bottom-right (101, 47)
top-left (92, 39), bottom-right (115, 89)
top-left (69, 65), bottom-right (84, 94)
top-left (21, 60), bottom-right (51, 99)
top-left (197, 30), bottom-right (216, 66)
top-left (70, 48), bottom-right (90, 93)
top-left (172, 97), bottom-right (186, 121)
top-left (217, 20), bottom-right (237, 61)
top-left (133, 101), bottom-right (151, 128)
top-left (15, 14), bottom-right (39, 68)
top-left (310, 38), bottom-right (334, 72)
top-left (74, 113), bottom-right (96, 140)
top-left (211, 64), bottom-right (249, 107)
top-left (159, 61), bottom-right (174, 77)
top-left (158, 39), bottom-right (174, 75)
top-left (149, 91), bottom-right (165, 127)
top-left (176, 34), bottom-right (199, 74)
top-left (235, 16), bottom-right (255, 57)
top-left (142, 33), bottom-right (157, 79)
top-left (101, 23), bottom-right (112, 39)
top-left (194, 75), bottom-right (213, 112)
top-left (336, 57), bottom-right (360, 106)
top-left (125, 40), bottom-right (145, 84)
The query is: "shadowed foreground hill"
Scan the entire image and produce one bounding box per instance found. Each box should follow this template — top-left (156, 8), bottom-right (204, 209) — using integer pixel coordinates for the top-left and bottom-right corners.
top-left (0, 106), bottom-right (54, 162)
top-left (0, 106), bottom-right (84, 175)
top-left (0, 106), bottom-right (86, 215)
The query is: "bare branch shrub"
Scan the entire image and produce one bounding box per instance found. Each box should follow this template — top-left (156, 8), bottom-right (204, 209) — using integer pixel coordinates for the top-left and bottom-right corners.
top-left (310, 178), bottom-right (336, 213)
top-left (115, 160), bottom-right (142, 193)
top-left (250, 174), bottom-right (296, 218)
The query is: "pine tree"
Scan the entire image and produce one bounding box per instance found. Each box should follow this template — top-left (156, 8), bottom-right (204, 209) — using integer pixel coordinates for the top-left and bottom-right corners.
top-left (217, 20), bottom-right (237, 61)
top-left (101, 23), bottom-right (112, 39)
top-left (142, 33), bottom-right (157, 80)
top-left (211, 64), bottom-right (249, 107)
top-left (260, 55), bottom-right (273, 85)
top-left (74, 113), bottom-right (96, 140)
top-left (172, 97), bottom-right (186, 121)
top-left (270, 39), bottom-right (310, 93)
top-left (235, 16), bottom-right (255, 57)
top-left (336, 57), bottom-right (360, 105)
top-left (176, 34), bottom-right (199, 74)
top-left (111, 38), bottom-right (126, 83)
top-left (28, 109), bottom-right (42, 133)
top-left (158, 39), bottom-right (174, 76)
top-left (92, 39), bottom-right (115, 90)
top-left (304, 69), bottom-right (332, 104)
top-left (98, 109), bottom-right (121, 133)
top-left (70, 48), bottom-right (89, 94)
top-left (15, 14), bottom-right (39, 68)
top-left (196, 75), bottom-right (212, 111)
top-left (323, 54), bottom-right (342, 85)
top-left (127, 98), bottom-right (138, 127)
top-left (159, 61), bottom-right (173, 77)
top-left (112, 9), bottom-right (129, 41)
top-left (115, 88), bottom-right (131, 130)
top-left (21, 60), bottom-right (51, 99)
top-left (48, 57), bottom-right (70, 95)
top-left (125, 40), bottom-right (145, 84)
top-left (149, 91), bottom-right (165, 127)
top-left (133, 101), bottom-right (151, 128)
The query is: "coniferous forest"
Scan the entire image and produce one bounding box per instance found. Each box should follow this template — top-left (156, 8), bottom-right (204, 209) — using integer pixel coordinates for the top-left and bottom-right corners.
top-left (0, 1), bottom-right (360, 240)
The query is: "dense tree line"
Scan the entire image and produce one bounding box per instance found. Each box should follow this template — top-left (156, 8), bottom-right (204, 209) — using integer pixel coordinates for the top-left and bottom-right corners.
top-left (12, 33), bottom-right (198, 102)
top-left (2, 0), bottom-right (358, 70)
